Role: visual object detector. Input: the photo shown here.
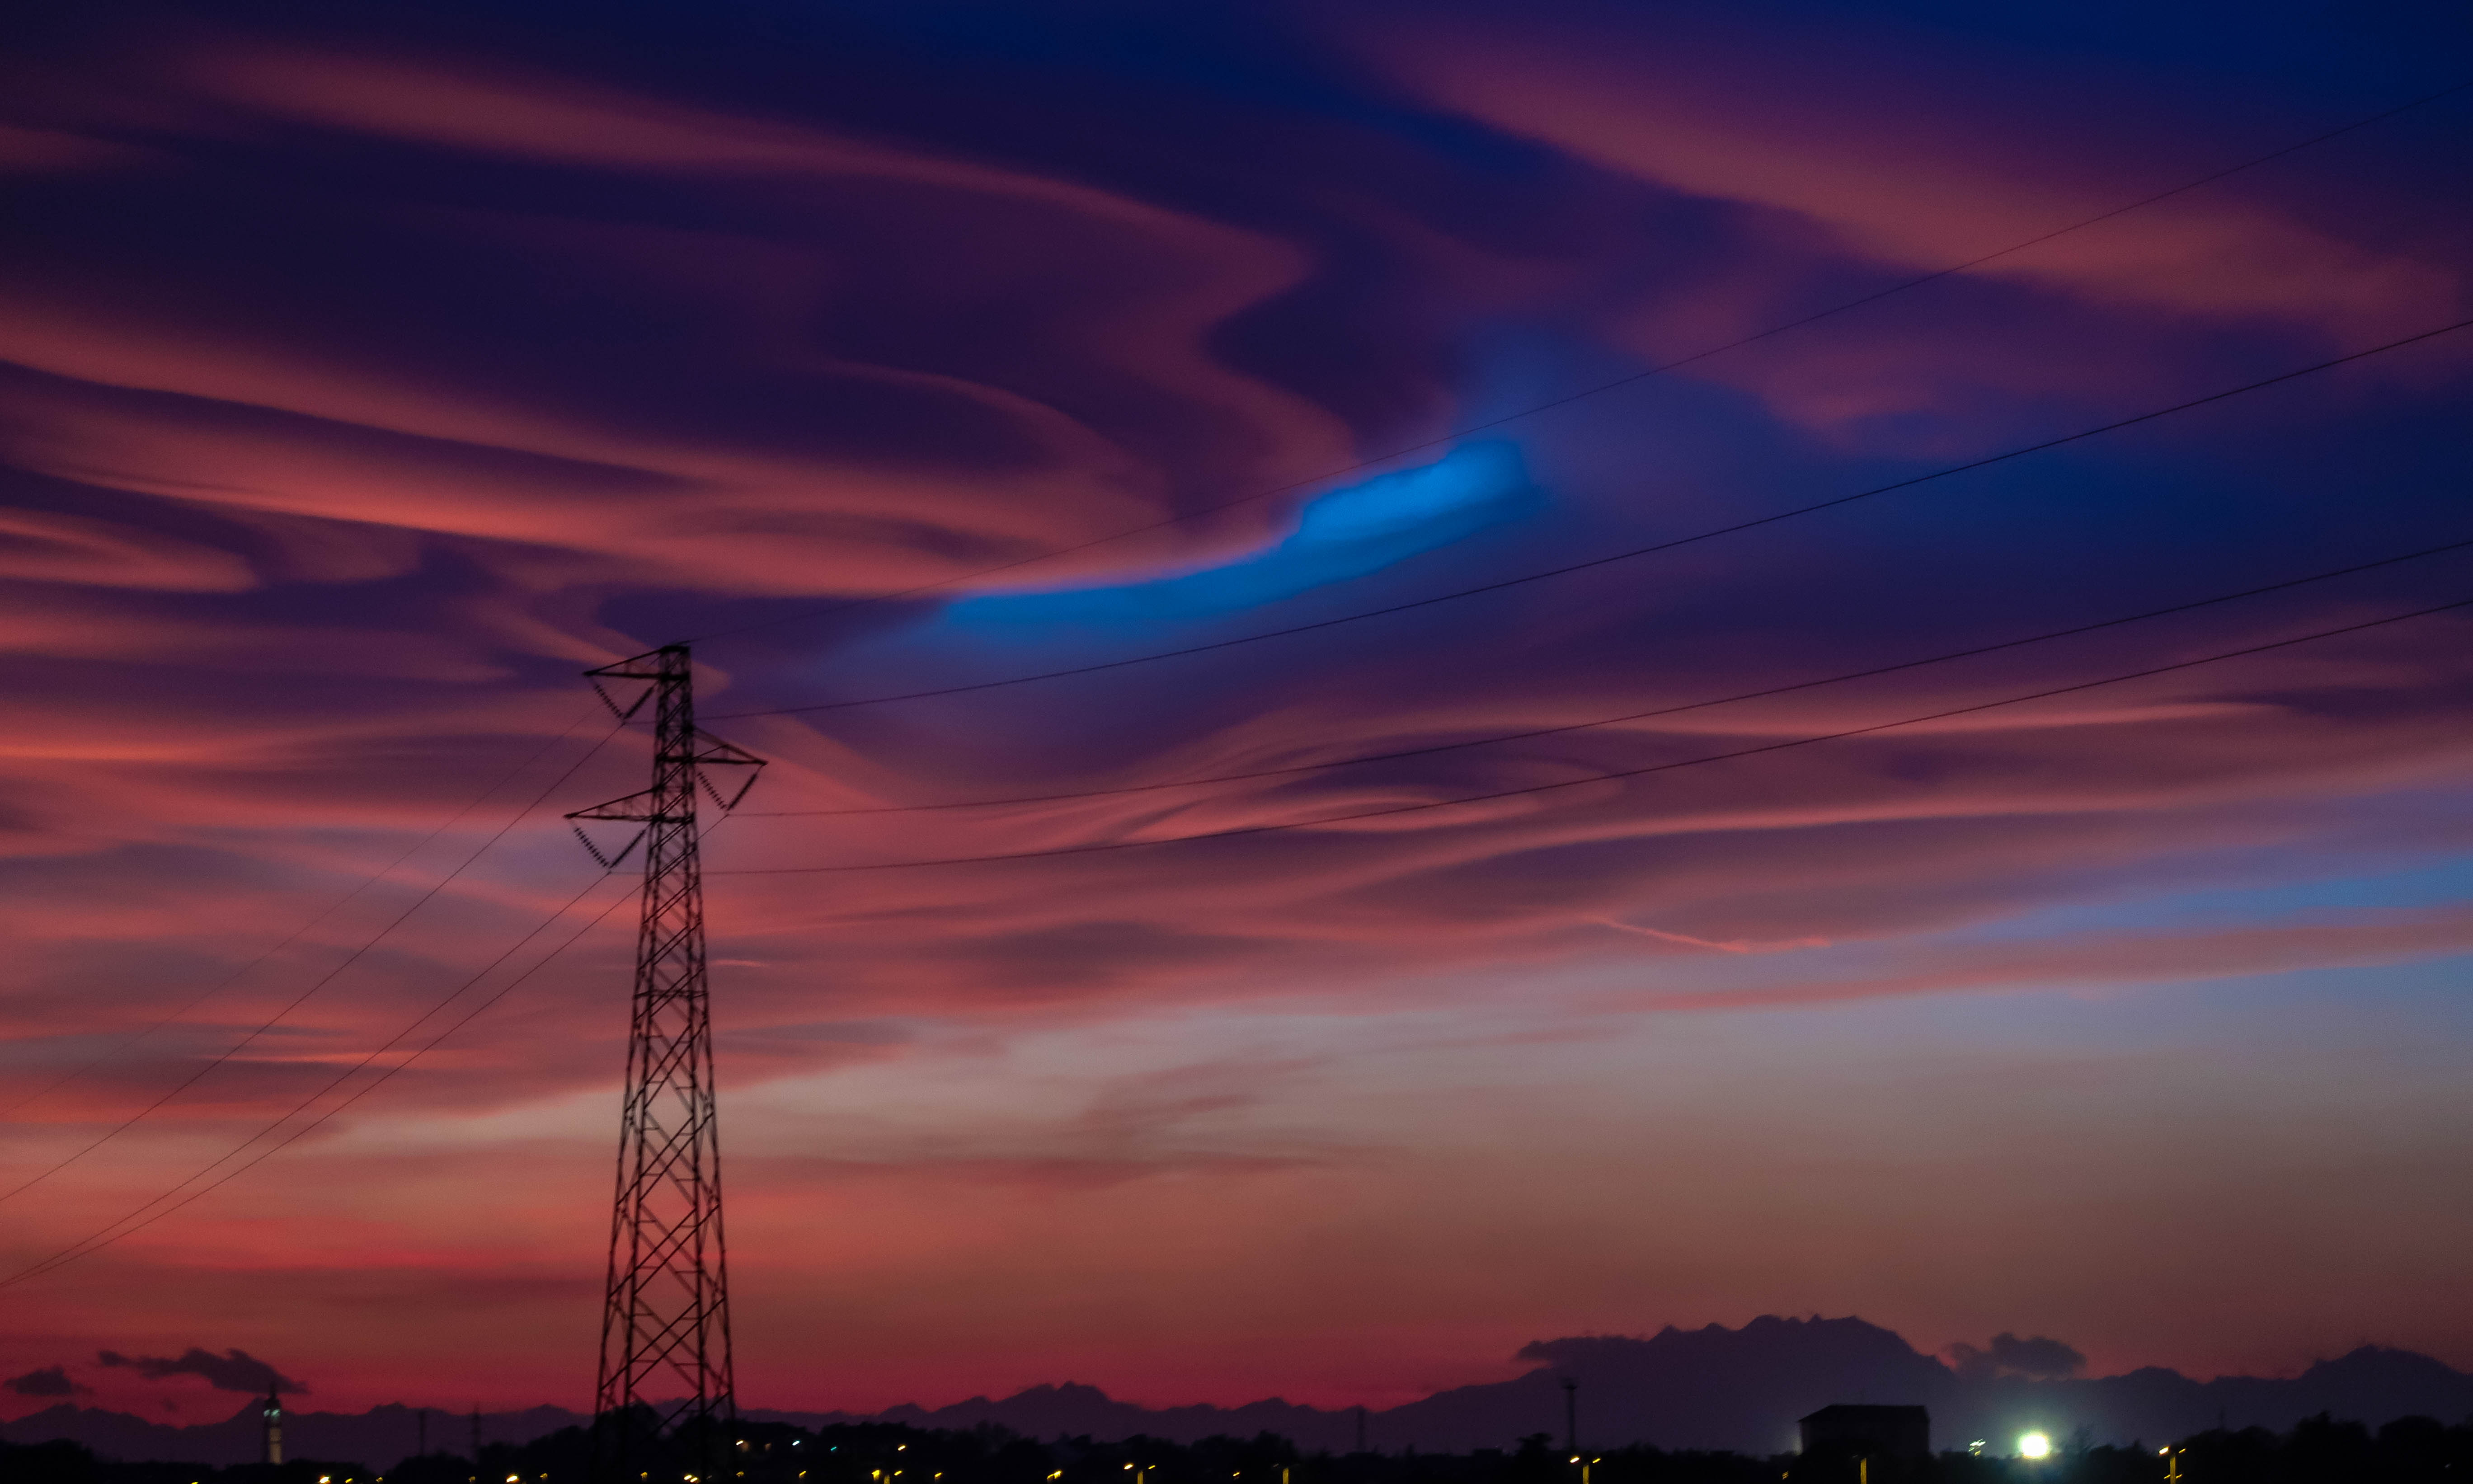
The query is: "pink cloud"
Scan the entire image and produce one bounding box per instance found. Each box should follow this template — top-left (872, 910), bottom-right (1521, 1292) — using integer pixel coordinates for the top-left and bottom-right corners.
top-left (1329, 0), bottom-right (2472, 449)
top-left (1622, 903), bottom-right (2473, 1013)
top-left (1, 5), bottom-right (2469, 1406)
top-left (1342, 1), bottom-right (2463, 338)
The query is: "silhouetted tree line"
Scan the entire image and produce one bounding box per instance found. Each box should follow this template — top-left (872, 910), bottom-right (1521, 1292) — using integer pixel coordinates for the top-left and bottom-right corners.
top-left (8, 1409), bottom-right (2471, 1484)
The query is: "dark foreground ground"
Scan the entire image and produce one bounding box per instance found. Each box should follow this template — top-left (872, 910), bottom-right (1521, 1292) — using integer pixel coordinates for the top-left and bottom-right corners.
top-left (7, 1412), bottom-right (2468, 1484)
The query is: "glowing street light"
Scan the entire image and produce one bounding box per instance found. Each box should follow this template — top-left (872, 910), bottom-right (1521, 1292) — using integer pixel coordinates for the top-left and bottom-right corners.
top-left (2018, 1433), bottom-right (2053, 1461)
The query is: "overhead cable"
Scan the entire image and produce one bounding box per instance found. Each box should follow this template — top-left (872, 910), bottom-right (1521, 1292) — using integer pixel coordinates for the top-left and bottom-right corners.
top-left (0, 719), bottom-right (626, 1206)
top-left (0, 869), bottom-right (635, 1291)
top-left (679, 78), bottom-right (2470, 650)
top-left (705, 314), bottom-right (2473, 722)
top-left (739, 535), bottom-right (2473, 817)
top-left (0, 704), bottom-right (606, 1122)
top-left (709, 596), bottom-right (2473, 874)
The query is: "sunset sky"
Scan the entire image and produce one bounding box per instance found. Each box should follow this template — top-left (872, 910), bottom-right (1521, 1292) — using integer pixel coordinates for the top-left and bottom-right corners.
top-left (3, 0), bottom-right (2472, 1423)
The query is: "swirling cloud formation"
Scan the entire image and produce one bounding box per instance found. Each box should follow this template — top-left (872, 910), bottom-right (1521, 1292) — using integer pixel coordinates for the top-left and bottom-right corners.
top-left (0, 0), bottom-right (2469, 1421)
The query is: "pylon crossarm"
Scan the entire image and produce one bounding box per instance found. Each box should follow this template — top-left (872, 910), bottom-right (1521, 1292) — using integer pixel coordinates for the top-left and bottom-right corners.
top-left (690, 731), bottom-right (764, 766)
top-left (689, 733), bottom-right (766, 811)
top-left (569, 788), bottom-right (667, 824)
top-left (583, 648), bottom-right (676, 681)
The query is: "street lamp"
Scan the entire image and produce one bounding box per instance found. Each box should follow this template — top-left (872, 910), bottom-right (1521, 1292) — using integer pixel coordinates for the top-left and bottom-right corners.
top-left (2018, 1433), bottom-right (2053, 1462)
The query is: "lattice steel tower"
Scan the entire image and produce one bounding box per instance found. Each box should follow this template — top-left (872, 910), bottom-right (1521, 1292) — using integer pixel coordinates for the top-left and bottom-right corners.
top-left (568, 645), bottom-right (764, 1479)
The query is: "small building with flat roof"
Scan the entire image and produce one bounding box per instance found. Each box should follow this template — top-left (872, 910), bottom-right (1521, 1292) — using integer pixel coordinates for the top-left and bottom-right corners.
top-left (1799, 1404), bottom-right (1930, 1464)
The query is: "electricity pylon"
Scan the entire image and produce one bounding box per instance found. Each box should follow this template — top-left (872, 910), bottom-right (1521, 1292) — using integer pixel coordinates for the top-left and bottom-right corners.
top-left (568, 645), bottom-right (763, 1481)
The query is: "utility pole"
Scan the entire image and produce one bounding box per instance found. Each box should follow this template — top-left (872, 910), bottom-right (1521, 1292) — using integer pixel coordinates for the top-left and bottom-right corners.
top-left (1561, 1377), bottom-right (1577, 1457)
top-left (570, 645), bottom-right (764, 1483)
top-left (418, 1408), bottom-right (428, 1459)
top-left (1354, 1407), bottom-right (1367, 1454)
top-left (470, 1404), bottom-right (481, 1471)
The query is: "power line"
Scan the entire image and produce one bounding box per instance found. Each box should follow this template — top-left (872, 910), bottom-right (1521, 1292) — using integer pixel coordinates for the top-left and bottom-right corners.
top-left (0, 794), bottom-right (753, 1290)
top-left (709, 596), bottom-right (2473, 874)
top-left (0, 704), bottom-right (606, 1122)
top-left (677, 78), bottom-right (2469, 650)
top-left (703, 314), bottom-right (2473, 722)
top-left (0, 869), bottom-right (638, 1291)
top-left (738, 535), bottom-right (2473, 817)
top-left (0, 720), bottom-right (627, 1207)
top-left (10, 76), bottom-right (2463, 1290)
top-left (18, 611), bottom-right (2450, 1274)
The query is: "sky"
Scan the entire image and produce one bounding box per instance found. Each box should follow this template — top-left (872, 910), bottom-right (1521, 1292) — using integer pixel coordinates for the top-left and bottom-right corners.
top-left (2, 0), bottom-right (2473, 1423)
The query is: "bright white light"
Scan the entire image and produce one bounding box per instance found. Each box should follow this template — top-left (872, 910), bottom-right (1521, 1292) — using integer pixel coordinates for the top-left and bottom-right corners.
top-left (2019, 1433), bottom-right (2053, 1461)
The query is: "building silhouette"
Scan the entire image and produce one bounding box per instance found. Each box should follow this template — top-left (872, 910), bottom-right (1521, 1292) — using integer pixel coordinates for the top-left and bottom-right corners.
top-left (1799, 1405), bottom-right (1928, 1470)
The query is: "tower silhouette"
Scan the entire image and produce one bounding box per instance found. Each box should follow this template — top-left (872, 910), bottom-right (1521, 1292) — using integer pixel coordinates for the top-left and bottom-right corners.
top-left (569, 645), bottom-right (764, 1479)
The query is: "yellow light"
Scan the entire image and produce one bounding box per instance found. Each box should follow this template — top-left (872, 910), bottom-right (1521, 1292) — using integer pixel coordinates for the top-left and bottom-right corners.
top-left (2019, 1433), bottom-right (2053, 1461)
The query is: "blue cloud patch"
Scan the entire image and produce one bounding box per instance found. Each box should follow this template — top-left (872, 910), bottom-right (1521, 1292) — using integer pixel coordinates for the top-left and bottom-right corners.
top-left (946, 443), bottom-right (1533, 633)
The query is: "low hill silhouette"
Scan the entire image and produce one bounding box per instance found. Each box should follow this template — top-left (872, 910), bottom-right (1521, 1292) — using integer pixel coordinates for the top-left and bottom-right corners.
top-left (0, 1400), bottom-right (588, 1470)
top-left (9, 1317), bottom-right (2468, 1465)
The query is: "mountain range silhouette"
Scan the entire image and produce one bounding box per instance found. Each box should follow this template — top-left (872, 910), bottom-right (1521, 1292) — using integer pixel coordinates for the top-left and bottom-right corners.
top-left (9, 1316), bottom-right (2467, 1467)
